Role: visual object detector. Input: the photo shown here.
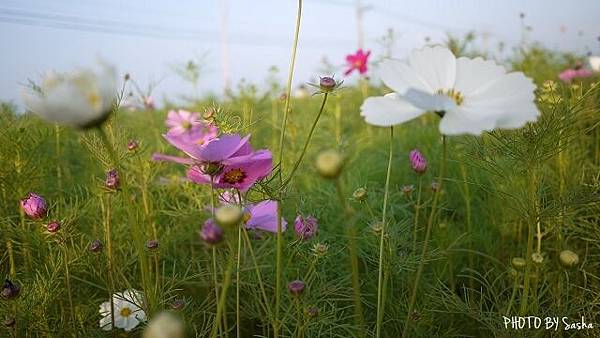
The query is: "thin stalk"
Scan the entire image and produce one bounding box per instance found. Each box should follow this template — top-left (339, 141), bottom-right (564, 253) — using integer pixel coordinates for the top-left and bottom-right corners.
top-left (100, 194), bottom-right (116, 335)
top-left (403, 136), bottom-right (447, 337)
top-left (275, 1), bottom-right (303, 336)
top-left (334, 178), bottom-right (365, 337)
top-left (460, 163), bottom-right (475, 290)
top-left (209, 178), bottom-right (222, 336)
top-left (294, 297), bottom-right (303, 338)
top-left (210, 239), bottom-right (236, 338)
top-left (519, 168), bottom-right (537, 315)
top-left (236, 226), bottom-right (242, 338)
top-left (62, 242), bottom-right (75, 332)
top-left (505, 273), bottom-right (520, 316)
top-left (282, 93), bottom-right (329, 188)
top-left (6, 240), bottom-right (15, 277)
top-left (376, 127), bottom-right (393, 338)
top-left (412, 177), bottom-right (423, 255)
top-left (242, 228), bottom-right (274, 325)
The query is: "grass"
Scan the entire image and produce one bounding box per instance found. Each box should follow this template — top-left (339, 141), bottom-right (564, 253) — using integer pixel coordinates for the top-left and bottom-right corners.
top-left (1, 44), bottom-right (600, 338)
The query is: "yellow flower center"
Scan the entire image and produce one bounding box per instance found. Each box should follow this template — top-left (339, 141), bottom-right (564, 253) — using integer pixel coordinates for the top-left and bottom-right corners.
top-left (242, 212), bottom-right (251, 224)
top-left (436, 89), bottom-right (464, 106)
top-left (120, 307), bottom-right (132, 317)
top-left (223, 168), bottom-right (246, 184)
top-left (87, 92), bottom-right (101, 108)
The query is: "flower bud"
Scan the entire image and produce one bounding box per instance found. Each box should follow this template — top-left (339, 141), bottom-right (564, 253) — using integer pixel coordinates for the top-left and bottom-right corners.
top-left (146, 239), bottom-right (159, 251)
top-left (105, 169), bottom-right (120, 190)
top-left (559, 250), bottom-right (579, 268)
top-left (46, 221), bottom-right (61, 233)
top-left (3, 317), bottom-right (15, 328)
top-left (430, 181), bottom-right (440, 192)
top-left (143, 312), bottom-right (184, 338)
top-left (288, 280), bottom-right (306, 297)
top-left (200, 219), bottom-right (224, 245)
top-left (401, 184), bottom-right (414, 196)
top-left (124, 73), bottom-right (131, 81)
top-left (511, 257), bottom-right (526, 270)
top-left (409, 149), bottom-right (427, 174)
top-left (312, 242), bottom-right (328, 257)
top-left (171, 299), bottom-right (186, 311)
top-left (20, 192), bottom-right (48, 220)
top-left (319, 76), bottom-right (337, 92)
top-left (1, 280), bottom-right (21, 300)
top-left (294, 215), bottom-right (318, 240)
top-left (88, 239), bottom-right (103, 253)
top-left (352, 187), bottom-right (368, 201)
top-left (215, 205), bottom-right (243, 228)
top-left (315, 150), bottom-right (344, 179)
top-left (127, 140), bottom-right (139, 151)
top-left (370, 222), bottom-right (383, 233)
top-left (531, 253), bottom-right (544, 265)
top-left (305, 307), bottom-right (319, 318)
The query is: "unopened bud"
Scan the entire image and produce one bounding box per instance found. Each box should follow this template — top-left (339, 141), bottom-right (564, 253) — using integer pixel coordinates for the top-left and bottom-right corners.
top-left (88, 239), bottom-right (103, 253)
top-left (559, 250), bottom-right (579, 268)
top-left (46, 221), bottom-right (61, 233)
top-left (352, 187), bottom-right (368, 201)
top-left (1, 280), bottom-right (20, 300)
top-left (315, 150), bottom-right (344, 179)
top-left (511, 257), bottom-right (526, 270)
top-left (288, 280), bottom-right (306, 297)
top-left (215, 205), bottom-right (243, 228)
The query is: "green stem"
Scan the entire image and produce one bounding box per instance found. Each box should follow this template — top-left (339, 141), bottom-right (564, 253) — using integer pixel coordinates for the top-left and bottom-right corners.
top-left (412, 177), bottom-right (422, 255)
top-left (275, 1), bottom-right (303, 336)
top-left (376, 127), bottom-right (393, 338)
top-left (242, 228), bottom-right (275, 326)
top-left (236, 226), bottom-right (242, 338)
top-left (282, 93), bottom-right (329, 188)
top-left (62, 243), bottom-right (75, 332)
top-left (403, 136), bottom-right (447, 337)
top-left (210, 239), bottom-right (236, 338)
top-left (100, 194), bottom-right (116, 336)
top-left (519, 168), bottom-right (537, 315)
top-left (460, 163), bottom-right (474, 290)
top-left (334, 178), bottom-right (365, 337)
top-left (96, 126), bottom-right (118, 167)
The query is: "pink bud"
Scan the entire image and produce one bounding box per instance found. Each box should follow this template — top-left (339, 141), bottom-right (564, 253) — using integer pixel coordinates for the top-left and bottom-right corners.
top-left (199, 219), bottom-right (223, 245)
top-left (409, 149), bottom-right (427, 174)
top-left (105, 169), bottom-right (120, 190)
top-left (46, 221), bottom-right (61, 233)
top-left (20, 192), bottom-right (48, 220)
top-left (294, 215), bottom-right (318, 240)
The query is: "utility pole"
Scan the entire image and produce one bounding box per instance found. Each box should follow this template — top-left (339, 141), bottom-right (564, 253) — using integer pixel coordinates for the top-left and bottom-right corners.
top-left (355, 0), bottom-right (372, 50)
top-left (220, 0), bottom-right (231, 94)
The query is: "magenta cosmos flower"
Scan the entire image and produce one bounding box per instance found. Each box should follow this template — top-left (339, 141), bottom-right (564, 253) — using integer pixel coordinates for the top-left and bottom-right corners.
top-left (294, 215), bottom-right (318, 240)
top-left (20, 192), bottom-right (48, 219)
top-left (243, 200), bottom-right (287, 233)
top-left (558, 68), bottom-right (593, 83)
top-left (409, 149), bottom-right (427, 175)
top-left (166, 110), bottom-right (209, 135)
top-left (345, 49), bottom-right (371, 76)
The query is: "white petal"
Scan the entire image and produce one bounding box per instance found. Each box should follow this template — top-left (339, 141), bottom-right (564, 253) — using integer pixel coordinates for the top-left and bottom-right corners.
top-left (403, 88), bottom-right (456, 112)
top-left (439, 108), bottom-right (497, 135)
top-left (408, 46), bottom-right (456, 91)
top-left (589, 56), bottom-right (600, 72)
top-left (123, 317), bottom-right (140, 331)
top-left (379, 59), bottom-right (432, 94)
top-left (454, 57), bottom-right (507, 96)
top-left (360, 93), bottom-right (423, 127)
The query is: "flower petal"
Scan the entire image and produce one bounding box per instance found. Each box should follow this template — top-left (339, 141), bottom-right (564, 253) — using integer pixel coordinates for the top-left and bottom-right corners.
top-left (453, 57), bottom-right (507, 96)
top-left (404, 88), bottom-right (456, 112)
top-left (379, 59), bottom-right (432, 94)
top-left (360, 93), bottom-right (423, 127)
top-left (408, 46), bottom-right (456, 91)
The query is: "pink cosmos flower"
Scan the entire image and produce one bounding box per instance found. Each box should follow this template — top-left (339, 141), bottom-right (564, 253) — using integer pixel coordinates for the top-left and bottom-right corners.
top-left (166, 110), bottom-right (204, 135)
top-left (187, 149), bottom-right (273, 191)
top-left (244, 200), bottom-right (287, 233)
top-left (345, 49), bottom-right (371, 76)
top-left (558, 68), bottom-right (593, 83)
top-left (143, 96), bottom-right (155, 110)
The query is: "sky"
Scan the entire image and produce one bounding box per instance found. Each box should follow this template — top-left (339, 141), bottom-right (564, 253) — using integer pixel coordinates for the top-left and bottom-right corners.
top-left (1, 0), bottom-right (599, 109)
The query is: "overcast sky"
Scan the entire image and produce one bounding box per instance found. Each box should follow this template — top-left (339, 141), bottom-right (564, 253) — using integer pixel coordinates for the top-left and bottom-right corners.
top-left (1, 0), bottom-right (599, 109)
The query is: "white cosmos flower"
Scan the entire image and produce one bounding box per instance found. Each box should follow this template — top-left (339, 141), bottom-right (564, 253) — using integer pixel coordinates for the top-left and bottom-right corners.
top-left (99, 289), bottom-right (146, 332)
top-left (361, 46), bottom-right (540, 135)
top-left (589, 56), bottom-right (600, 72)
top-left (22, 62), bottom-right (117, 129)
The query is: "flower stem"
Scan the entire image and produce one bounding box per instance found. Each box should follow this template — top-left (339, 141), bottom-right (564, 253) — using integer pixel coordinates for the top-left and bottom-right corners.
top-left (460, 163), bottom-right (475, 290)
top-left (62, 242), bottom-right (76, 332)
top-left (403, 135), bottom-right (447, 337)
top-left (236, 226), bottom-right (242, 338)
top-left (210, 238), bottom-right (236, 338)
top-left (376, 126), bottom-right (393, 338)
top-left (282, 93), bottom-right (329, 188)
top-left (96, 126), bottom-right (118, 167)
top-left (242, 228), bottom-right (275, 326)
top-left (519, 167), bottom-right (538, 315)
top-left (209, 178), bottom-right (222, 336)
top-left (411, 177), bottom-right (422, 255)
top-left (100, 194), bottom-right (116, 335)
top-left (334, 178), bottom-right (365, 337)
top-left (275, 1), bottom-right (303, 336)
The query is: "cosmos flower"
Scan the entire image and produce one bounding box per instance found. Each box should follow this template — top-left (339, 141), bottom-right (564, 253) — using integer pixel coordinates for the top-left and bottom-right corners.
top-left (99, 289), bottom-right (146, 332)
top-left (558, 68), bottom-right (593, 83)
top-left (345, 49), bottom-right (371, 76)
top-left (244, 200), bottom-right (287, 233)
top-left (165, 110), bottom-right (206, 135)
top-left (293, 215), bottom-right (318, 240)
top-left (22, 62), bottom-right (117, 129)
top-left (153, 133), bottom-right (248, 167)
top-left (360, 46), bottom-right (540, 135)
top-left (20, 192), bottom-right (48, 220)
top-left (187, 149), bottom-right (273, 191)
